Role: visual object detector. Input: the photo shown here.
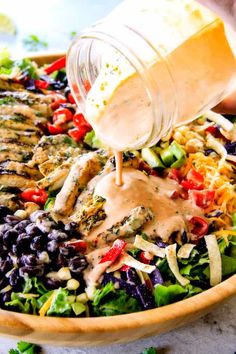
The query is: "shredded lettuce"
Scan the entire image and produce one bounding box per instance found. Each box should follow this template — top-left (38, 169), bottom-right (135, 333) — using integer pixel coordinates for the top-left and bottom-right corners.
top-left (154, 283), bottom-right (202, 307)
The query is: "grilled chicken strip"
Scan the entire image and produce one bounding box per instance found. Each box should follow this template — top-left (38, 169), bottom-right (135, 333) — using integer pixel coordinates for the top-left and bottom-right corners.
top-left (37, 158), bottom-right (74, 191)
top-left (0, 105), bottom-right (47, 124)
top-left (0, 79), bottom-right (24, 92)
top-left (31, 135), bottom-right (82, 166)
top-left (53, 151), bottom-right (107, 216)
top-left (0, 191), bottom-right (19, 210)
top-left (0, 128), bottom-right (41, 145)
top-left (93, 206), bottom-right (154, 246)
top-left (0, 90), bottom-right (53, 117)
top-left (0, 150), bottom-right (32, 163)
top-left (0, 160), bottom-right (42, 180)
top-left (0, 170), bottom-right (36, 189)
top-left (0, 115), bottom-right (42, 132)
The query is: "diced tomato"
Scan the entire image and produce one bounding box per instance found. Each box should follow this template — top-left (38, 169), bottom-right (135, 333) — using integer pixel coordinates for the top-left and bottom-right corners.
top-left (181, 168), bottom-right (204, 190)
top-left (168, 168), bottom-right (182, 183)
top-left (67, 92), bottom-right (76, 104)
top-left (120, 265), bottom-right (131, 272)
top-left (35, 79), bottom-right (49, 90)
top-left (65, 240), bottom-right (87, 253)
top-left (54, 108), bottom-right (73, 124)
top-left (53, 108), bottom-right (73, 125)
top-left (189, 216), bottom-right (209, 240)
top-left (205, 125), bottom-right (221, 138)
top-left (50, 97), bottom-right (67, 110)
top-left (73, 113), bottom-right (92, 129)
top-left (68, 126), bottom-right (90, 142)
top-left (190, 189), bottom-right (215, 209)
top-left (47, 123), bottom-right (65, 135)
top-left (139, 251), bottom-right (153, 264)
top-left (44, 56), bottom-right (66, 75)
top-left (99, 239), bottom-right (127, 264)
top-left (20, 188), bottom-right (48, 205)
top-left (150, 169), bottom-right (159, 177)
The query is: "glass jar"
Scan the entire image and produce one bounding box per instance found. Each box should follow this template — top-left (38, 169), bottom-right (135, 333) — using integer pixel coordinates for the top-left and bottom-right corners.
top-left (67, 0), bottom-right (236, 151)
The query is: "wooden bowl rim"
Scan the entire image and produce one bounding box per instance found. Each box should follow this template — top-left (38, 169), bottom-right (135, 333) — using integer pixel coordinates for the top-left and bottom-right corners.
top-left (0, 52), bottom-right (235, 336)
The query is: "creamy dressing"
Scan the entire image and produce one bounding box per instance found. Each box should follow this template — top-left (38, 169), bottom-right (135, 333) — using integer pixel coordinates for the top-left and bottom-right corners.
top-left (86, 168), bottom-right (202, 243)
top-left (85, 0), bottom-right (236, 150)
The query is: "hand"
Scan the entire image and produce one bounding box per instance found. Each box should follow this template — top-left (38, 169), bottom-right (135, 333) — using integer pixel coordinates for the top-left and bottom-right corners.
top-left (213, 91), bottom-right (236, 114)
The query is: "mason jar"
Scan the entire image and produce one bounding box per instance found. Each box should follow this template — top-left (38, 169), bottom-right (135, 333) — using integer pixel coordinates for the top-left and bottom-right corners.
top-left (66, 0), bottom-right (236, 151)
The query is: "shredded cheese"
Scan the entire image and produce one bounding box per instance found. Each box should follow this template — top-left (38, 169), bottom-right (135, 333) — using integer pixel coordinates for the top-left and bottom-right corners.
top-left (39, 291), bottom-right (55, 317)
top-left (204, 234), bottom-right (222, 286)
top-left (165, 244), bottom-right (190, 286)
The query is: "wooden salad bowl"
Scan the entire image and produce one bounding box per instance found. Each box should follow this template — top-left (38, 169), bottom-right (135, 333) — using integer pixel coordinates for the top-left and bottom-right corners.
top-left (0, 53), bottom-right (235, 346)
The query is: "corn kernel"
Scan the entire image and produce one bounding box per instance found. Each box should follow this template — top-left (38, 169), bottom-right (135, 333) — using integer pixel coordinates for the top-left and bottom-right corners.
top-left (67, 279), bottom-right (80, 290)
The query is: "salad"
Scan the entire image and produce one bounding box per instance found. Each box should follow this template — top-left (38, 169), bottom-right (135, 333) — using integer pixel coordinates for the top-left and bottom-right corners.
top-left (0, 49), bottom-right (235, 318)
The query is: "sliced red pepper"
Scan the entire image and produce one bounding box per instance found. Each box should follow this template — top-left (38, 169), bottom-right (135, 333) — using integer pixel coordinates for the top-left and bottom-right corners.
top-left (21, 188), bottom-right (48, 205)
top-left (44, 56), bottom-right (66, 75)
top-left (181, 168), bottom-right (204, 190)
top-left (189, 216), bottom-right (209, 240)
top-left (51, 97), bottom-right (67, 110)
top-left (190, 189), bottom-right (215, 209)
top-left (99, 239), bottom-right (126, 264)
top-left (73, 113), bottom-right (92, 129)
top-left (47, 123), bottom-right (65, 135)
top-left (53, 108), bottom-right (73, 125)
top-left (65, 240), bottom-right (87, 253)
top-left (35, 79), bottom-right (49, 90)
top-left (68, 126), bottom-right (90, 142)
top-left (67, 92), bottom-right (76, 104)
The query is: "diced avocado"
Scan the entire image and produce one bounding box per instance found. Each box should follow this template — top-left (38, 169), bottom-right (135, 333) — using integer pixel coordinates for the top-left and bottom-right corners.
top-left (160, 147), bottom-right (175, 166)
top-left (141, 148), bottom-right (165, 168)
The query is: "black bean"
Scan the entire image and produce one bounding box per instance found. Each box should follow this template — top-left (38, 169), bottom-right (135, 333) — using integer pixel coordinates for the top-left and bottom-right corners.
top-left (0, 243), bottom-right (7, 257)
top-left (19, 264), bottom-right (44, 277)
top-left (47, 240), bottom-right (59, 253)
top-left (14, 219), bottom-right (31, 232)
top-left (0, 205), bottom-right (12, 222)
top-left (30, 235), bottom-right (45, 251)
top-left (0, 224), bottom-right (11, 233)
top-left (68, 256), bottom-right (88, 273)
top-left (9, 268), bottom-right (20, 287)
top-left (3, 215), bottom-right (21, 225)
top-left (44, 277), bottom-right (63, 290)
top-left (20, 254), bottom-right (38, 266)
top-left (3, 229), bottom-right (18, 247)
top-left (2, 290), bottom-right (12, 303)
top-left (0, 277), bottom-right (8, 289)
top-left (55, 254), bottom-right (68, 269)
top-left (25, 223), bottom-right (41, 236)
top-left (16, 233), bottom-right (32, 247)
top-left (0, 259), bottom-right (13, 274)
top-left (64, 222), bottom-right (80, 237)
top-left (48, 229), bottom-right (68, 242)
top-left (59, 245), bottom-right (76, 257)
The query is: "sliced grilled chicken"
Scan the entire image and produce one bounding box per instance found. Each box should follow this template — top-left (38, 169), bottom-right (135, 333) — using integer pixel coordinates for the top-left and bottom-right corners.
top-left (0, 105), bottom-right (47, 124)
top-left (0, 191), bottom-right (19, 210)
top-left (0, 141), bottom-right (33, 153)
top-left (0, 150), bottom-right (32, 163)
top-left (0, 160), bottom-right (42, 179)
top-left (0, 79), bottom-right (24, 92)
top-left (94, 206), bottom-right (154, 246)
top-left (37, 158), bottom-right (74, 190)
top-left (32, 135), bottom-right (82, 166)
top-left (0, 169), bottom-right (36, 189)
top-left (0, 128), bottom-right (41, 145)
top-left (53, 152), bottom-right (107, 216)
top-left (0, 115), bottom-right (42, 131)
